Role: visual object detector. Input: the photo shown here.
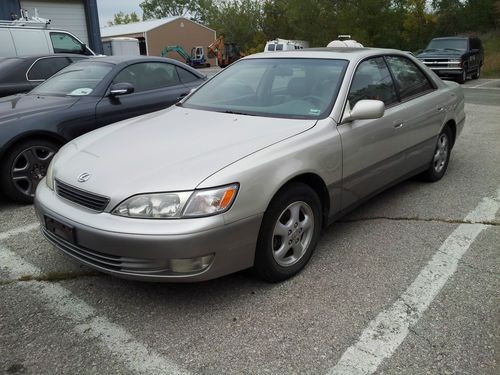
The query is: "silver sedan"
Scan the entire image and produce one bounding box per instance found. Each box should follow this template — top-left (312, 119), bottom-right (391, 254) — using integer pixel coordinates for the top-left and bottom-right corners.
top-left (34, 48), bottom-right (465, 282)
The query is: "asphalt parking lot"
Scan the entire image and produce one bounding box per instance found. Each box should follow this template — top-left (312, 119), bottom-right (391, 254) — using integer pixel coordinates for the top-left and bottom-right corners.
top-left (1, 79), bottom-right (499, 375)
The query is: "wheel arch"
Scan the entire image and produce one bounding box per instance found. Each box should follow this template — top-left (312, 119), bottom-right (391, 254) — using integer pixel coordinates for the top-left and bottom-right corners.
top-left (0, 131), bottom-right (67, 160)
top-left (269, 172), bottom-right (330, 228)
top-left (442, 119), bottom-right (457, 148)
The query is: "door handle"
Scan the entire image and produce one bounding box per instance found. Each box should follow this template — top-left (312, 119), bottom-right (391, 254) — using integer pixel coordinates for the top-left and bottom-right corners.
top-left (437, 106), bottom-right (444, 112)
top-left (393, 123), bottom-right (404, 129)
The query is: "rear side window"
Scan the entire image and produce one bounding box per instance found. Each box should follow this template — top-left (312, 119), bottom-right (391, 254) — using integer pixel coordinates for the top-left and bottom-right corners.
top-left (348, 57), bottom-right (398, 107)
top-left (276, 44), bottom-right (284, 51)
top-left (176, 67), bottom-right (199, 84)
top-left (50, 32), bottom-right (83, 54)
top-left (28, 57), bottom-right (71, 81)
top-left (114, 62), bottom-right (181, 92)
top-left (385, 56), bottom-right (433, 100)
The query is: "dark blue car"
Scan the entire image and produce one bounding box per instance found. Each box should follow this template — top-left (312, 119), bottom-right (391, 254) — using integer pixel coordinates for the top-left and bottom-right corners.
top-left (0, 56), bottom-right (206, 202)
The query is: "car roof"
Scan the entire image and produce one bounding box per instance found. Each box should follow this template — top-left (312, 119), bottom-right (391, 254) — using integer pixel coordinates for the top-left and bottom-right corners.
top-left (0, 54), bottom-right (90, 62)
top-left (81, 55), bottom-right (204, 76)
top-left (246, 47), bottom-right (408, 61)
top-left (431, 36), bottom-right (468, 40)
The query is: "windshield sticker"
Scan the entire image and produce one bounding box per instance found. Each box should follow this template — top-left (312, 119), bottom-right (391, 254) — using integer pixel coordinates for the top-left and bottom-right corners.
top-left (309, 109), bottom-right (321, 115)
top-left (69, 88), bottom-right (93, 96)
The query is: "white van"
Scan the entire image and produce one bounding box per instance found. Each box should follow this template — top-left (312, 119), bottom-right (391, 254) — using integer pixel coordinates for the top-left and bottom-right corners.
top-left (0, 24), bottom-right (95, 57)
top-left (102, 38), bottom-right (140, 56)
top-left (264, 39), bottom-right (309, 53)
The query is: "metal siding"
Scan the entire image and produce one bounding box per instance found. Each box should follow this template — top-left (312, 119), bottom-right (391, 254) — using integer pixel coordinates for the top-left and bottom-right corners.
top-left (19, 0), bottom-right (89, 44)
top-left (146, 18), bottom-right (217, 66)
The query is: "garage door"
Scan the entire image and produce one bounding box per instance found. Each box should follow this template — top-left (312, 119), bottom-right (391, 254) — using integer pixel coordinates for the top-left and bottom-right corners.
top-left (20, 0), bottom-right (88, 44)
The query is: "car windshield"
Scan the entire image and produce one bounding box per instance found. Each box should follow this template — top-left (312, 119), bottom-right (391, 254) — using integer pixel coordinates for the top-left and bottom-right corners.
top-left (181, 58), bottom-right (348, 119)
top-left (426, 39), bottom-right (468, 51)
top-left (30, 62), bottom-right (113, 96)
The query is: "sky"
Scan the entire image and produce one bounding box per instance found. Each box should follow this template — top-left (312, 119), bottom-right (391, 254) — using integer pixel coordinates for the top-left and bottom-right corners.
top-left (96, 0), bottom-right (143, 27)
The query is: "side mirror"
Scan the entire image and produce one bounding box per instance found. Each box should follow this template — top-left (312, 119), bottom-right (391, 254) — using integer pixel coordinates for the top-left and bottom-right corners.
top-left (109, 82), bottom-right (134, 96)
top-left (342, 99), bottom-right (385, 123)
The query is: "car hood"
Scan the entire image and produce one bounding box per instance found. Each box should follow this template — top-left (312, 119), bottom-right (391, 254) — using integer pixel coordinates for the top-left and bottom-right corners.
top-left (55, 106), bottom-right (317, 199)
top-left (417, 50), bottom-right (463, 59)
top-left (0, 94), bottom-right (79, 124)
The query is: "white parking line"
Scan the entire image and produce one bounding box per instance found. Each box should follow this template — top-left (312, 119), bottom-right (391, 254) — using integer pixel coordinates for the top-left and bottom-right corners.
top-left (327, 188), bottom-right (500, 375)
top-left (0, 228), bottom-right (190, 375)
top-left (466, 79), bottom-right (498, 89)
top-left (0, 222), bottom-right (39, 241)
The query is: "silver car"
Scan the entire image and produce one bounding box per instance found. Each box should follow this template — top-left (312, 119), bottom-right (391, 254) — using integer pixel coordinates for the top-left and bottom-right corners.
top-left (34, 48), bottom-right (465, 282)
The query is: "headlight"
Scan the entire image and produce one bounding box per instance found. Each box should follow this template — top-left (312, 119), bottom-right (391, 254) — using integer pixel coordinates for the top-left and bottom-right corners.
top-left (113, 192), bottom-right (192, 218)
top-left (112, 183), bottom-right (239, 219)
top-left (46, 159), bottom-right (55, 190)
top-left (183, 183), bottom-right (239, 217)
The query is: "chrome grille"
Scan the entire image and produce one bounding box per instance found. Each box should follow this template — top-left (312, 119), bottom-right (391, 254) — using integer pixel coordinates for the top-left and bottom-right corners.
top-left (56, 180), bottom-right (110, 212)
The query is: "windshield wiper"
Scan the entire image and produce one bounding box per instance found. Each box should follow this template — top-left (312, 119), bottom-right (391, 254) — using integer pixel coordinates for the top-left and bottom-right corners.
top-left (443, 48), bottom-right (461, 51)
top-left (222, 110), bottom-right (256, 116)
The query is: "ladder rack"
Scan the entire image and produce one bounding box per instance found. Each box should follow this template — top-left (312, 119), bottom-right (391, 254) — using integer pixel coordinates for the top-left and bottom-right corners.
top-left (0, 8), bottom-right (51, 28)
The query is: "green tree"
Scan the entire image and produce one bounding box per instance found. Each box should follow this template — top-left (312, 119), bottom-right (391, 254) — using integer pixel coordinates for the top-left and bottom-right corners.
top-left (140, 0), bottom-right (215, 22)
top-left (107, 11), bottom-right (140, 26)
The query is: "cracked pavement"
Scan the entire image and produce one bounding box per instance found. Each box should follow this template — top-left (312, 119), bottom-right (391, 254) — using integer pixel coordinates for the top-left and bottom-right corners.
top-left (1, 86), bottom-right (499, 374)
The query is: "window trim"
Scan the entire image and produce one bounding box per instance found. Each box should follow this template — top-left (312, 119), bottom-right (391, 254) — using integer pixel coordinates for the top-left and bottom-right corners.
top-left (340, 53), bottom-right (439, 124)
top-left (26, 56), bottom-right (71, 82)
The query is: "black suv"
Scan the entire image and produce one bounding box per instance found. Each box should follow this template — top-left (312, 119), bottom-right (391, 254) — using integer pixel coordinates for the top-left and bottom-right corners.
top-left (417, 36), bottom-right (483, 84)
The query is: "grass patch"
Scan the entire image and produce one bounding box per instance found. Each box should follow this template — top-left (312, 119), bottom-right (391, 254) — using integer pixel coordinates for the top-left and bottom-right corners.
top-left (481, 30), bottom-right (500, 77)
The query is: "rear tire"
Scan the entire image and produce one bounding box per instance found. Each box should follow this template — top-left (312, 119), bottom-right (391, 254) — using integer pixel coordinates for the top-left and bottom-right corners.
top-left (472, 66), bottom-right (480, 79)
top-left (254, 182), bottom-right (322, 282)
top-left (0, 139), bottom-right (59, 203)
top-left (420, 126), bottom-right (452, 182)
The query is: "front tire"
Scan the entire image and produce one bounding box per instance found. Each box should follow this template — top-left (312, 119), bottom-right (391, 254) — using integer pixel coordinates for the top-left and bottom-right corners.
top-left (420, 126), bottom-right (452, 182)
top-left (457, 67), bottom-right (467, 84)
top-left (0, 139), bottom-right (59, 203)
top-left (254, 182), bottom-right (322, 282)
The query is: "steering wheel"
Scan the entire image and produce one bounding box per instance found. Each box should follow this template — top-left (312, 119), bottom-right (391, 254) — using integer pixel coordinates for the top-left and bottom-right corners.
top-left (303, 95), bottom-right (328, 108)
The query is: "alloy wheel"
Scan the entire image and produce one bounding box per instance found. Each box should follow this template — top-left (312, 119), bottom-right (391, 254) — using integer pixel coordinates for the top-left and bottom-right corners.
top-left (271, 201), bottom-right (315, 267)
top-left (433, 133), bottom-right (449, 174)
top-left (11, 146), bottom-right (56, 197)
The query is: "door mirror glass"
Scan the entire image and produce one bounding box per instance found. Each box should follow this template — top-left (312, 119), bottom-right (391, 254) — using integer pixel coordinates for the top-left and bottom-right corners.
top-left (343, 99), bottom-right (385, 122)
top-left (110, 82), bottom-right (134, 96)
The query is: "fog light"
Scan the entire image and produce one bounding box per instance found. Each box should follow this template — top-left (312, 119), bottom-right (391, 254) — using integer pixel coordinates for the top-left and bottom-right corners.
top-left (169, 254), bottom-right (214, 273)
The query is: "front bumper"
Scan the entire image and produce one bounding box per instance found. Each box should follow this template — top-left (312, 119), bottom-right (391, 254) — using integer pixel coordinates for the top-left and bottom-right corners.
top-left (425, 66), bottom-right (464, 77)
top-left (35, 182), bottom-right (263, 282)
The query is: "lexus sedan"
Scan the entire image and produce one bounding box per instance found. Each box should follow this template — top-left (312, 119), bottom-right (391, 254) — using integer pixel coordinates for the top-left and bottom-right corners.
top-left (35, 48), bottom-right (465, 283)
top-left (0, 54), bottom-right (88, 98)
top-left (0, 56), bottom-right (206, 202)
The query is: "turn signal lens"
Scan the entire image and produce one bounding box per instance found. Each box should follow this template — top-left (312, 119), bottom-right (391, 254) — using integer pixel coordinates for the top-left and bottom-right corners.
top-left (183, 184), bottom-right (239, 217)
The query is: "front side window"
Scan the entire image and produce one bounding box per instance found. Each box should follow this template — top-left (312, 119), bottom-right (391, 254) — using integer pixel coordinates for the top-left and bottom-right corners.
top-left (385, 56), bottom-right (433, 100)
top-left (31, 62), bottom-right (113, 96)
top-left (348, 57), bottom-right (398, 108)
top-left (114, 62), bottom-right (180, 92)
top-left (267, 44), bottom-right (275, 51)
top-left (28, 57), bottom-right (71, 81)
top-left (182, 58), bottom-right (348, 119)
top-left (50, 32), bottom-right (84, 54)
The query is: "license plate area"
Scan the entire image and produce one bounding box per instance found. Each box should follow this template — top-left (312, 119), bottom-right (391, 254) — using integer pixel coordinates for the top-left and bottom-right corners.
top-left (44, 216), bottom-right (75, 244)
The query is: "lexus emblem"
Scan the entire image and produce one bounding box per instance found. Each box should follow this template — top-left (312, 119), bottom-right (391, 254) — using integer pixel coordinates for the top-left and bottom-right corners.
top-left (77, 173), bottom-right (91, 183)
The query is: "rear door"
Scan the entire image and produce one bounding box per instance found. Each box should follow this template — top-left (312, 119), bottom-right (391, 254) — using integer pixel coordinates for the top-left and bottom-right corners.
top-left (384, 55), bottom-right (446, 171)
top-left (337, 56), bottom-right (409, 209)
top-left (95, 61), bottom-right (191, 126)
